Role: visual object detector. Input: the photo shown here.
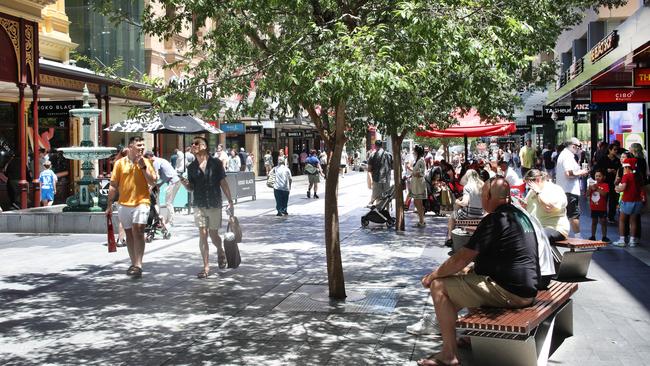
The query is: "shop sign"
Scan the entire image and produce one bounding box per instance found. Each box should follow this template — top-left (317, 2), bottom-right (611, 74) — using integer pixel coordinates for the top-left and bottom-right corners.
top-left (220, 123), bottom-right (245, 134)
top-left (33, 101), bottom-right (83, 118)
top-left (590, 30), bottom-right (618, 63)
top-left (304, 132), bottom-right (315, 138)
top-left (245, 125), bottom-right (263, 134)
top-left (515, 126), bottom-right (531, 133)
top-left (533, 110), bottom-right (544, 118)
top-left (633, 68), bottom-right (650, 87)
top-left (542, 105), bottom-right (572, 119)
top-left (571, 99), bottom-right (627, 112)
top-left (281, 131), bottom-right (303, 138)
top-left (591, 88), bottom-right (650, 103)
top-left (526, 116), bottom-right (549, 125)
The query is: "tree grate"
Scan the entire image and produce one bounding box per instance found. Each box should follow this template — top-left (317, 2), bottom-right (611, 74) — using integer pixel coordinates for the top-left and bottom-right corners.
top-left (273, 285), bottom-right (399, 314)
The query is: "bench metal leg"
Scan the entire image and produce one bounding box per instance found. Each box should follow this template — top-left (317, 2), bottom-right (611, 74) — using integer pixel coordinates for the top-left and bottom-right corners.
top-left (466, 300), bottom-right (574, 366)
top-left (556, 250), bottom-right (594, 279)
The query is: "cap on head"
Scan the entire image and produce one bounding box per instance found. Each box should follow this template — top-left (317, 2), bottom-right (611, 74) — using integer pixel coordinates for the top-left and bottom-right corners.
top-left (240, 147), bottom-right (245, 152)
top-left (567, 137), bottom-right (581, 146)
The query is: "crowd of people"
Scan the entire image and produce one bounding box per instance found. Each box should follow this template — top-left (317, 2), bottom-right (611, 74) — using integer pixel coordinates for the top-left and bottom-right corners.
top-left (401, 136), bottom-right (648, 366)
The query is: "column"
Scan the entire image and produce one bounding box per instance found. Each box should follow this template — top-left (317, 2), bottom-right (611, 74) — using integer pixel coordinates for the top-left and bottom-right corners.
top-left (31, 86), bottom-right (41, 207)
top-left (18, 83), bottom-right (28, 209)
top-left (103, 95), bottom-right (111, 175)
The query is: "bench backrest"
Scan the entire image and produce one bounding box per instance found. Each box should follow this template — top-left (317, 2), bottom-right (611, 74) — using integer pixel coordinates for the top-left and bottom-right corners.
top-left (457, 281), bottom-right (578, 335)
top-left (456, 219), bottom-right (483, 227)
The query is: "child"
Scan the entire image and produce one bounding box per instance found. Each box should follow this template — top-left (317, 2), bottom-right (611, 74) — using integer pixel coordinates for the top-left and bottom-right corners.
top-left (39, 160), bottom-right (57, 206)
top-left (588, 169), bottom-right (610, 242)
top-left (613, 158), bottom-right (643, 247)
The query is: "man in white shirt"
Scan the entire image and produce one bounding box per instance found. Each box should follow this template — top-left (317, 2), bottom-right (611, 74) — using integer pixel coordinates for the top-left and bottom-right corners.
top-left (555, 137), bottom-right (589, 237)
top-left (145, 151), bottom-right (181, 226)
top-left (175, 148), bottom-right (185, 174)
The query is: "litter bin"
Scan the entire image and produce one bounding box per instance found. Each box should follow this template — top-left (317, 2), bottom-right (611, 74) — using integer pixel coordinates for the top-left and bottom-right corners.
top-left (451, 228), bottom-right (472, 253)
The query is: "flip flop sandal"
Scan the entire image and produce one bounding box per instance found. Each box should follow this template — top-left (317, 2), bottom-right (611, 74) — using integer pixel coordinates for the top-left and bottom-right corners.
top-left (127, 266), bottom-right (142, 278)
top-left (126, 265), bottom-right (136, 275)
top-left (197, 271), bottom-right (209, 279)
top-left (218, 255), bottom-right (227, 269)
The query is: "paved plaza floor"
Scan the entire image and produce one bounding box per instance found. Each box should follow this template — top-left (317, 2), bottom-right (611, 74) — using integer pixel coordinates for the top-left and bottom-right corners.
top-left (1, 172), bottom-right (649, 365)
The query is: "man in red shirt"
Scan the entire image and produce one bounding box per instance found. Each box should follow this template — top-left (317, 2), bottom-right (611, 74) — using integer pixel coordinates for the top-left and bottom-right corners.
top-left (588, 169), bottom-right (610, 242)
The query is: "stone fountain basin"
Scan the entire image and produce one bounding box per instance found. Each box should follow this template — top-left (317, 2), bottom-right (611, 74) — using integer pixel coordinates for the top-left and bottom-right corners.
top-left (0, 205), bottom-right (117, 233)
top-left (57, 146), bottom-right (117, 160)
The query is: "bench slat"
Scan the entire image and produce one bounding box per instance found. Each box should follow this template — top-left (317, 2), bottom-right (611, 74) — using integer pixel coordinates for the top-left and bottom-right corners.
top-left (457, 281), bottom-right (578, 335)
top-left (554, 238), bottom-right (607, 249)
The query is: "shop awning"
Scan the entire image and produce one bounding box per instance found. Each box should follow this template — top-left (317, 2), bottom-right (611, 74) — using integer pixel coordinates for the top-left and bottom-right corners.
top-left (416, 109), bottom-right (516, 138)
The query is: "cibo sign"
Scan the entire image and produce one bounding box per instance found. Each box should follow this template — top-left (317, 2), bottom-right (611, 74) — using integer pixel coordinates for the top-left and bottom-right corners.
top-left (591, 88), bottom-right (650, 103)
top-left (590, 30), bottom-right (618, 63)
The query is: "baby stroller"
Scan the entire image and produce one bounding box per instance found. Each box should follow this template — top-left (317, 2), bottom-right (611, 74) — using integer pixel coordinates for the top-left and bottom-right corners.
top-left (424, 168), bottom-right (443, 216)
top-left (145, 188), bottom-right (171, 243)
top-left (361, 185), bottom-right (396, 228)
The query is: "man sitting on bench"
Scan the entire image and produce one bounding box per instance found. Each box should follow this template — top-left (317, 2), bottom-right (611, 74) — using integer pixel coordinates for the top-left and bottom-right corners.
top-left (418, 177), bottom-right (541, 366)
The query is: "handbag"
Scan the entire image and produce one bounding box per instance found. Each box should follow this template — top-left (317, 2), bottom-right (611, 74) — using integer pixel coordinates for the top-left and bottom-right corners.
top-left (223, 215), bottom-right (242, 268)
top-left (106, 215), bottom-right (117, 253)
top-left (266, 167), bottom-right (276, 188)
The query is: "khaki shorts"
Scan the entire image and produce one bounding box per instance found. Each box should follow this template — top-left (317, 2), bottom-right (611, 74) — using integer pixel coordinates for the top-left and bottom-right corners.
top-left (442, 272), bottom-right (534, 309)
top-left (193, 207), bottom-right (222, 230)
top-left (118, 204), bottom-right (150, 230)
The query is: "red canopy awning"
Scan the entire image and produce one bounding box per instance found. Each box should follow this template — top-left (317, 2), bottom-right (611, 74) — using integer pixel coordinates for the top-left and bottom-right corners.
top-left (416, 109), bottom-right (516, 138)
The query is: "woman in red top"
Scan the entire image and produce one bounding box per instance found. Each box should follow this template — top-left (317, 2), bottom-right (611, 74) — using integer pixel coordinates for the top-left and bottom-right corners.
top-left (613, 158), bottom-right (644, 247)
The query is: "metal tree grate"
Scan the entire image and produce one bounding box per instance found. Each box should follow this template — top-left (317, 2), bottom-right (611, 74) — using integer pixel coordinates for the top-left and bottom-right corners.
top-left (273, 285), bottom-right (400, 314)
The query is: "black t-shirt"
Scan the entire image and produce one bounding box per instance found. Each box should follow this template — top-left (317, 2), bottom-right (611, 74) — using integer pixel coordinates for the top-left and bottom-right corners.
top-left (595, 155), bottom-right (620, 185)
top-left (465, 204), bottom-right (540, 298)
top-left (187, 156), bottom-right (227, 208)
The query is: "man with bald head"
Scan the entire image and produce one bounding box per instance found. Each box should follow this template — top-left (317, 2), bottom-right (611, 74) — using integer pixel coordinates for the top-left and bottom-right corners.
top-left (417, 177), bottom-right (541, 366)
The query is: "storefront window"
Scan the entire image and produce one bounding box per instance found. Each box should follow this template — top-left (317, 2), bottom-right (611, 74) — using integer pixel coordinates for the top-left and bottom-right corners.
top-left (0, 102), bottom-right (16, 167)
top-left (67, 0), bottom-right (145, 78)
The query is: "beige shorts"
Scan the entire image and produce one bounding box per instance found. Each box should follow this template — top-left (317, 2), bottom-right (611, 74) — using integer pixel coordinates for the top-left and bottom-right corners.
top-left (118, 204), bottom-right (150, 230)
top-left (193, 207), bottom-right (222, 230)
top-left (442, 272), bottom-right (534, 309)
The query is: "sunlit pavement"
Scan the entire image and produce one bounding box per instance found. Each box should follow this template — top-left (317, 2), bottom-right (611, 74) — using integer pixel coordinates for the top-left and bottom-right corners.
top-left (0, 172), bottom-right (649, 365)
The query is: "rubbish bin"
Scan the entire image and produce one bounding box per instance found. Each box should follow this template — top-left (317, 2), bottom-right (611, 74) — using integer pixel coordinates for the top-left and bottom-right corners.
top-left (451, 228), bottom-right (472, 253)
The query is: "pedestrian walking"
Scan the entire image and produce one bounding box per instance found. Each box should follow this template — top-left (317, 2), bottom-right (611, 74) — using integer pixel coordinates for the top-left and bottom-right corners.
top-left (305, 150), bottom-right (321, 198)
top-left (105, 136), bottom-right (158, 278)
top-left (246, 151), bottom-right (254, 172)
top-left (263, 150), bottom-right (273, 176)
top-left (238, 148), bottom-right (248, 172)
top-left (180, 136), bottom-right (234, 278)
top-left (367, 140), bottom-right (393, 206)
top-left (227, 149), bottom-right (241, 172)
top-left (214, 144), bottom-right (229, 169)
top-left (144, 151), bottom-right (181, 226)
top-left (38, 160), bottom-right (57, 206)
top-left (319, 150), bottom-right (328, 178)
top-left (339, 149), bottom-right (348, 177)
top-left (273, 157), bottom-right (292, 216)
top-left (519, 139), bottom-right (535, 177)
top-left (410, 145), bottom-right (427, 228)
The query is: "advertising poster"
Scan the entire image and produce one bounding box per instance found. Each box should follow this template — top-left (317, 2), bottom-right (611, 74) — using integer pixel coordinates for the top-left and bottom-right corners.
top-left (607, 103), bottom-right (644, 142)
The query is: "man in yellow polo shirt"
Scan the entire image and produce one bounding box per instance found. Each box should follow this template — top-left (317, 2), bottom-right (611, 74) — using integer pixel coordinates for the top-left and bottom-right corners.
top-left (106, 136), bottom-right (157, 278)
top-left (519, 139), bottom-right (536, 177)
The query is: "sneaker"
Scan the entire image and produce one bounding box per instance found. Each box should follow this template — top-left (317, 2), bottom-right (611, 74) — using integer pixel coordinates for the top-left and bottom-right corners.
top-left (588, 236), bottom-right (596, 241)
top-left (612, 241), bottom-right (627, 247)
top-left (406, 314), bottom-right (440, 335)
top-left (628, 242), bottom-right (638, 248)
top-left (307, 191), bottom-right (311, 198)
top-left (601, 236), bottom-right (611, 243)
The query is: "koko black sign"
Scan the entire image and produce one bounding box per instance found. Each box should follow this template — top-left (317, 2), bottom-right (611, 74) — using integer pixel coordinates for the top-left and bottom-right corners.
top-left (33, 101), bottom-right (84, 118)
top-left (571, 99), bottom-right (627, 113)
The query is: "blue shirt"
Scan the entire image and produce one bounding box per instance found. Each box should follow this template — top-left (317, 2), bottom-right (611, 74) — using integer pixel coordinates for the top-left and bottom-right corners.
top-left (39, 169), bottom-right (57, 190)
top-left (153, 157), bottom-right (179, 183)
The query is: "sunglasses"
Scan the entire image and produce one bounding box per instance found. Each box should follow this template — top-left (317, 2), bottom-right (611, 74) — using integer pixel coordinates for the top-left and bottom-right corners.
top-left (192, 142), bottom-right (204, 146)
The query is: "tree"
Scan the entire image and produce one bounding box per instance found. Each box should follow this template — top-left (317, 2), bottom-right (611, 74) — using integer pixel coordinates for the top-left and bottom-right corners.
top-left (96, 0), bottom-right (626, 298)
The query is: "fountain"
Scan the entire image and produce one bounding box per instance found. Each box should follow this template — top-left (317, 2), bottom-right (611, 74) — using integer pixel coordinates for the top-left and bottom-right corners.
top-left (57, 85), bottom-right (116, 212)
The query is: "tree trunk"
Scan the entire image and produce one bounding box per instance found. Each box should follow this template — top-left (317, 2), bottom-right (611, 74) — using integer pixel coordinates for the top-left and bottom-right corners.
top-left (322, 102), bottom-right (347, 299)
top-left (391, 132), bottom-right (406, 231)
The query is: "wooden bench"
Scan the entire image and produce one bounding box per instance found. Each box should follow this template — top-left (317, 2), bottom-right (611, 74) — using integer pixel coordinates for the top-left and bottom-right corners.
top-left (551, 238), bottom-right (607, 279)
top-left (457, 281), bottom-right (578, 366)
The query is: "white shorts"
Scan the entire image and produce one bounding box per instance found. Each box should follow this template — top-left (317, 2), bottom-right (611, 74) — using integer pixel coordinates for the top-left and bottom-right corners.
top-left (118, 204), bottom-right (150, 229)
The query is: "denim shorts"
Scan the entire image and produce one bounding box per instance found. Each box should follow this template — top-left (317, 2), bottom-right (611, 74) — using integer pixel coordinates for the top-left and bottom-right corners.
top-left (620, 201), bottom-right (642, 215)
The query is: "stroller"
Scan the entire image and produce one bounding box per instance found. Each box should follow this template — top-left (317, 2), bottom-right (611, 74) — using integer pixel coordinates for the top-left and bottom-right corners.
top-left (145, 188), bottom-right (171, 243)
top-left (361, 185), bottom-right (396, 228)
top-left (423, 168), bottom-right (443, 216)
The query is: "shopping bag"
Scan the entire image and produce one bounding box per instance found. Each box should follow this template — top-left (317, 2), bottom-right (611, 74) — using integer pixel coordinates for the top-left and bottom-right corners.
top-left (223, 215), bottom-right (242, 268)
top-left (106, 215), bottom-right (117, 253)
top-left (266, 168), bottom-right (276, 188)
